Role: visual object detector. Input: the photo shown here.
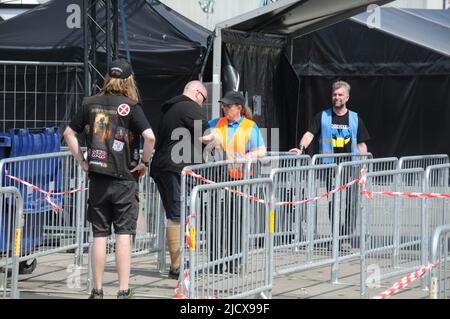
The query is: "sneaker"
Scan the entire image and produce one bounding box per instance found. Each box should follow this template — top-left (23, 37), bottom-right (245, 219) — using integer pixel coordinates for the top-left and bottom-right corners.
top-left (117, 288), bottom-right (134, 299)
top-left (168, 261), bottom-right (190, 279)
top-left (88, 288), bottom-right (103, 299)
top-left (168, 268), bottom-right (179, 280)
top-left (19, 258), bottom-right (37, 275)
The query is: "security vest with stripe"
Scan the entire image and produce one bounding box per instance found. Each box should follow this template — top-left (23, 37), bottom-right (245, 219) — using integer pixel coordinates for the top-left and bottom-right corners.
top-left (213, 117), bottom-right (255, 179)
top-left (320, 108), bottom-right (359, 163)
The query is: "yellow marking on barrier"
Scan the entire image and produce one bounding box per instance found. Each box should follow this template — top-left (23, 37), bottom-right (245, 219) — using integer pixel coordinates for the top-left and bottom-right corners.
top-left (13, 228), bottom-right (21, 257)
top-left (269, 210), bottom-right (275, 234)
top-left (190, 226), bottom-right (196, 251)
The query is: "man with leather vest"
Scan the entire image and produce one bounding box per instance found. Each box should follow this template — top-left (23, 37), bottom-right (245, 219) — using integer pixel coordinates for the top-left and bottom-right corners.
top-left (290, 81), bottom-right (370, 252)
top-left (64, 59), bottom-right (155, 299)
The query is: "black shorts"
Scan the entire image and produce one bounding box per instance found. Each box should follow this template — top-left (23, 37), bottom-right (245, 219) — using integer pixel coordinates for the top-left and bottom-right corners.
top-left (152, 171), bottom-right (181, 222)
top-left (87, 174), bottom-right (139, 237)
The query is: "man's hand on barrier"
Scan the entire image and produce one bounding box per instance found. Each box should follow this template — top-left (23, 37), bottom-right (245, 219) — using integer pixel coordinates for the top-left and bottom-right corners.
top-left (288, 148), bottom-right (302, 155)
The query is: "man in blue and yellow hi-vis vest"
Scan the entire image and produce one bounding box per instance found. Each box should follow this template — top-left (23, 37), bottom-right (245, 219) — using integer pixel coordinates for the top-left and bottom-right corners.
top-left (290, 81), bottom-right (370, 252)
top-left (290, 81), bottom-right (369, 159)
top-left (207, 90), bottom-right (266, 274)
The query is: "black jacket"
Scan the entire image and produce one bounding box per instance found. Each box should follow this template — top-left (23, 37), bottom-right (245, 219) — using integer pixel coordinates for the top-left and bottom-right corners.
top-left (150, 95), bottom-right (209, 175)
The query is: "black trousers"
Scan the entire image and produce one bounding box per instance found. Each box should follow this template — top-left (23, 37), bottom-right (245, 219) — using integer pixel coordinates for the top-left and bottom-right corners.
top-left (323, 168), bottom-right (359, 237)
top-left (207, 191), bottom-right (242, 271)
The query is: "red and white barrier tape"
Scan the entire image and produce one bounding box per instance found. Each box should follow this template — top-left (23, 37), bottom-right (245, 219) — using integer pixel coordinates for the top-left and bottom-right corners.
top-left (182, 168), bottom-right (367, 207)
top-left (185, 214), bottom-right (197, 250)
top-left (175, 269), bottom-right (190, 299)
top-left (174, 268), bottom-right (219, 299)
top-left (372, 262), bottom-right (438, 299)
top-left (362, 190), bottom-right (450, 200)
top-left (183, 169), bottom-right (266, 204)
top-left (274, 178), bottom-right (360, 206)
top-left (5, 173), bottom-right (87, 212)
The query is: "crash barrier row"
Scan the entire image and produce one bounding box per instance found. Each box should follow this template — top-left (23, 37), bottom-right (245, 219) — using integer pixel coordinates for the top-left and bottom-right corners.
top-left (179, 154), bottom-right (449, 298)
top-left (178, 153), bottom-right (369, 298)
top-left (0, 151), bottom-right (164, 298)
top-left (0, 187), bottom-right (23, 299)
top-left (184, 179), bottom-right (273, 299)
top-left (399, 154), bottom-right (449, 170)
top-left (0, 151), bottom-right (448, 298)
top-left (0, 152), bottom-right (86, 262)
top-left (361, 163), bottom-right (450, 298)
top-left (181, 161), bottom-right (370, 298)
top-left (0, 152), bottom-right (88, 299)
top-left (179, 154), bottom-right (313, 289)
top-left (360, 168), bottom-right (425, 298)
top-left (266, 158), bottom-right (399, 281)
top-left (265, 154), bottom-right (446, 291)
top-left (312, 152), bottom-right (373, 165)
top-left (429, 225), bottom-right (450, 299)
top-left (374, 224), bottom-right (450, 299)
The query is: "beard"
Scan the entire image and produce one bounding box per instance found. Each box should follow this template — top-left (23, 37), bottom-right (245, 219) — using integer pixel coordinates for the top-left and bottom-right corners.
top-left (333, 101), bottom-right (347, 109)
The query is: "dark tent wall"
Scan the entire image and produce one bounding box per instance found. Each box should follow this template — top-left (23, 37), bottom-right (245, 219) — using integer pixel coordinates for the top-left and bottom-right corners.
top-left (0, 0), bottom-right (211, 132)
top-left (221, 30), bottom-right (290, 150)
top-left (292, 19), bottom-right (450, 158)
top-left (274, 54), bottom-right (302, 150)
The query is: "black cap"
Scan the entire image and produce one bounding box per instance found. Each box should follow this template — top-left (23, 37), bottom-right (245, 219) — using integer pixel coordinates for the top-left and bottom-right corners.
top-left (109, 59), bottom-right (133, 79)
top-left (219, 91), bottom-right (245, 106)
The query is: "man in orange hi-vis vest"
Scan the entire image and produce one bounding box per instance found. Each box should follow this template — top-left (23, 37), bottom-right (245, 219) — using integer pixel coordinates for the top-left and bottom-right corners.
top-left (209, 91), bottom-right (266, 179)
top-left (207, 91), bottom-right (266, 274)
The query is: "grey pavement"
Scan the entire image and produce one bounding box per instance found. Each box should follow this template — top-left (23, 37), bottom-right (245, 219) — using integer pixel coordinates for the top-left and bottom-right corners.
top-left (9, 253), bottom-right (429, 299)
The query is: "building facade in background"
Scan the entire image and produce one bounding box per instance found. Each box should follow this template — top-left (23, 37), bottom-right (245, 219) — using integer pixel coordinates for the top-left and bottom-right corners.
top-left (160, 0), bottom-right (448, 30)
top-left (0, 0), bottom-right (447, 25)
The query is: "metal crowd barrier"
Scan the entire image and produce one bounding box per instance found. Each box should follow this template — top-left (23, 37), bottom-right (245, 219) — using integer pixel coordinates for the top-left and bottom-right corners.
top-left (312, 152), bottom-right (373, 165)
top-left (266, 151), bottom-right (296, 156)
top-left (179, 155), bottom-right (311, 282)
top-left (0, 152), bottom-right (87, 269)
top-left (0, 187), bottom-right (23, 299)
top-left (360, 168), bottom-right (425, 298)
top-left (422, 164), bottom-right (450, 261)
top-left (398, 154), bottom-right (449, 170)
top-left (3, 148), bottom-right (450, 298)
top-left (331, 158), bottom-right (399, 283)
top-left (421, 164), bottom-right (450, 289)
top-left (269, 164), bottom-right (337, 276)
top-left (186, 178), bottom-right (273, 299)
top-left (248, 154), bottom-right (311, 179)
top-left (429, 225), bottom-right (450, 299)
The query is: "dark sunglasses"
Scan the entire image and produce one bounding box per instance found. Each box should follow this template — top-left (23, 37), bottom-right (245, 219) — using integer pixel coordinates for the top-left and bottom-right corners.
top-left (197, 90), bottom-right (207, 102)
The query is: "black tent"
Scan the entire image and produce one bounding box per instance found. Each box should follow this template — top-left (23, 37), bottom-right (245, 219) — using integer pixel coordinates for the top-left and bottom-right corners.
top-left (214, 1), bottom-right (450, 157)
top-left (292, 8), bottom-right (450, 157)
top-left (0, 0), bottom-right (211, 131)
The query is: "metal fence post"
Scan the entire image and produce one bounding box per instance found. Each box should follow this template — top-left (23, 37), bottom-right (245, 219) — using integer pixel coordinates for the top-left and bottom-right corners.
top-left (331, 165), bottom-right (342, 283)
